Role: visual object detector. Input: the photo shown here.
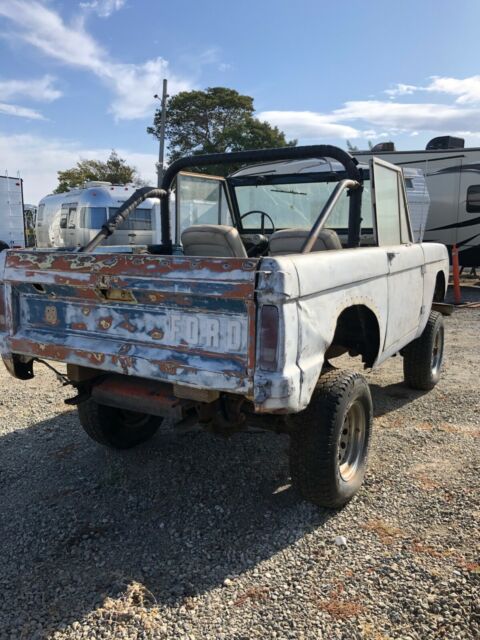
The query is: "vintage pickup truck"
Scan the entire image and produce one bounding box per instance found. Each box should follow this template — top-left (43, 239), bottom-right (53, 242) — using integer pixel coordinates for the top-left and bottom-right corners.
top-left (0, 145), bottom-right (449, 507)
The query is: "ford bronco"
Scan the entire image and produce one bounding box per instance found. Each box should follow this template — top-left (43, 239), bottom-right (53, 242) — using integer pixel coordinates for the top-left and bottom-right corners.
top-left (0, 145), bottom-right (449, 507)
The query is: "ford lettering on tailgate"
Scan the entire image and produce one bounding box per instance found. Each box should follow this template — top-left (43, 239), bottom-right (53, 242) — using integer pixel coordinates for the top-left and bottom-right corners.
top-left (2, 251), bottom-right (258, 392)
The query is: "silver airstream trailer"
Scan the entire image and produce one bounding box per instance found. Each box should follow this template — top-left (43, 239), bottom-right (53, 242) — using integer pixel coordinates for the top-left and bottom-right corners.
top-left (35, 182), bottom-right (162, 248)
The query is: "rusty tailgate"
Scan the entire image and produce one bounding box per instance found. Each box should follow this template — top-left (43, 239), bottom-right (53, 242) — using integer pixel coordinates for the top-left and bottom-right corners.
top-left (0, 251), bottom-right (259, 394)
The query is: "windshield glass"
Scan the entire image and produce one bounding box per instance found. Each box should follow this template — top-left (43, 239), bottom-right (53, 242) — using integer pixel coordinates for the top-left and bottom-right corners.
top-left (234, 180), bottom-right (372, 232)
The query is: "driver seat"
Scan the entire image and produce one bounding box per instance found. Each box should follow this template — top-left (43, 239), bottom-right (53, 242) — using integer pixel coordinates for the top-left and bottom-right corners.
top-left (181, 224), bottom-right (248, 258)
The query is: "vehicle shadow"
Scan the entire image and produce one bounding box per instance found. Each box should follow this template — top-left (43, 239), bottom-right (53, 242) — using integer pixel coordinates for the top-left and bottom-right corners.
top-left (370, 381), bottom-right (428, 417)
top-left (0, 409), bottom-right (335, 635)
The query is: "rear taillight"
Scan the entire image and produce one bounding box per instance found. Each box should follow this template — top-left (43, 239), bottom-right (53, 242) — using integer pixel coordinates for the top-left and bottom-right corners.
top-left (0, 284), bottom-right (5, 331)
top-left (259, 305), bottom-right (279, 371)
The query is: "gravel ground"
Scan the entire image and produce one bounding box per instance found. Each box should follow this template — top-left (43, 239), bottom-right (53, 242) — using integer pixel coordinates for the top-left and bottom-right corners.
top-left (0, 304), bottom-right (478, 639)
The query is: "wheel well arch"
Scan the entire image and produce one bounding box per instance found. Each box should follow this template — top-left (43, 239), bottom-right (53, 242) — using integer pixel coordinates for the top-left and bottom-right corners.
top-left (326, 304), bottom-right (381, 368)
top-left (433, 271), bottom-right (446, 302)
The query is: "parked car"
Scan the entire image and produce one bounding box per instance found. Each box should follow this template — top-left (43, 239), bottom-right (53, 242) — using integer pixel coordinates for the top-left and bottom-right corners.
top-left (0, 145), bottom-right (449, 508)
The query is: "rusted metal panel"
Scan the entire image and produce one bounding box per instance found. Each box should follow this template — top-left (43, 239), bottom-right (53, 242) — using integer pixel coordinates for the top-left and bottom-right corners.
top-left (0, 250), bottom-right (259, 393)
top-left (91, 375), bottom-right (185, 419)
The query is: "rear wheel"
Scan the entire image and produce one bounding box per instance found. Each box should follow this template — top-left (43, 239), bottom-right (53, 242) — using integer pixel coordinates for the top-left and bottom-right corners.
top-left (403, 311), bottom-right (444, 390)
top-left (289, 370), bottom-right (372, 508)
top-left (77, 398), bottom-right (162, 449)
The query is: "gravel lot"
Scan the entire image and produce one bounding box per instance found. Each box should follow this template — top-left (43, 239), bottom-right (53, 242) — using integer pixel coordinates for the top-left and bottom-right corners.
top-left (0, 303), bottom-right (478, 639)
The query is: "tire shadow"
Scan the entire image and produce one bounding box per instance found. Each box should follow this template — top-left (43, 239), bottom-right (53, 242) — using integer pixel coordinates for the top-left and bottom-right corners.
top-left (370, 382), bottom-right (428, 418)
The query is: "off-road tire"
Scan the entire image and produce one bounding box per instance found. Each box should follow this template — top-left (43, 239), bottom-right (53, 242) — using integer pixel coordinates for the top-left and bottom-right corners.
top-left (77, 398), bottom-right (162, 449)
top-left (289, 370), bottom-right (372, 508)
top-left (0, 241), bottom-right (9, 252)
top-left (403, 311), bottom-right (444, 391)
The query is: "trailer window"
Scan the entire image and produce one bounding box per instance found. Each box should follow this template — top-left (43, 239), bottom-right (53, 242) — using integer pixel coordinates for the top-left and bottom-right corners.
top-left (110, 207), bottom-right (152, 231)
top-left (466, 185), bottom-right (480, 213)
top-left (85, 207), bottom-right (107, 229)
top-left (67, 207), bottom-right (77, 229)
top-left (37, 204), bottom-right (45, 225)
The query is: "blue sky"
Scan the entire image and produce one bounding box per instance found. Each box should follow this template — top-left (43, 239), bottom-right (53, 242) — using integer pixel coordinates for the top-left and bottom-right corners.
top-left (1, 0), bottom-right (480, 203)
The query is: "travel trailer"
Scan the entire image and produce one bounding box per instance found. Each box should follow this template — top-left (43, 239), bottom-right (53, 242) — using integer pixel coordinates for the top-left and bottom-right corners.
top-left (36, 182), bottom-right (162, 248)
top-left (354, 136), bottom-right (480, 267)
top-left (0, 175), bottom-right (26, 249)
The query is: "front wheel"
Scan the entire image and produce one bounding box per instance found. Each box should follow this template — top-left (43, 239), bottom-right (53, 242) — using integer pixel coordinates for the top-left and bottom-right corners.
top-left (77, 398), bottom-right (163, 449)
top-left (403, 311), bottom-right (444, 391)
top-left (289, 370), bottom-right (372, 508)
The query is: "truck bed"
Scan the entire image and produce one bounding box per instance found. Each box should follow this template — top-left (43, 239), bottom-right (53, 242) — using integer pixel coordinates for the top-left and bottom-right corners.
top-left (0, 250), bottom-right (259, 394)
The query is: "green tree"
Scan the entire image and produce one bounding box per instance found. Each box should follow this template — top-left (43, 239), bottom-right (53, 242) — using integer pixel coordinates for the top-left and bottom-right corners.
top-left (54, 151), bottom-right (143, 193)
top-left (147, 87), bottom-right (296, 175)
top-left (346, 140), bottom-right (359, 153)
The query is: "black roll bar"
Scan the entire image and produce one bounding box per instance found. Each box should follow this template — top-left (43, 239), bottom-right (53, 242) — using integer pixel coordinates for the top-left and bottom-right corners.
top-left (160, 145), bottom-right (363, 249)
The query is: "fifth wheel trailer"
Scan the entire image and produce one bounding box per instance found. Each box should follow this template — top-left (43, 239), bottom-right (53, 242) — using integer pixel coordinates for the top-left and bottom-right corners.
top-left (0, 175), bottom-right (26, 249)
top-left (354, 136), bottom-right (480, 267)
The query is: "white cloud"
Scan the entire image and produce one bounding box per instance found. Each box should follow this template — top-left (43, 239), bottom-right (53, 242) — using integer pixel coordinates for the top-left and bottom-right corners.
top-left (257, 110), bottom-right (360, 140)
top-left (385, 83), bottom-right (419, 97)
top-left (0, 131), bottom-right (157, 203)
top-left (426, 75), bottom-right (480, 104)
top-left (386, 74), bottom-right (480, 106)
top-left (259, 92), bottom-right (480, 144)
top-left (332, 100), bottom-right (480, 132)
top-left (0, 102), bottom-right (45, 120)
top-left (0, 75), bottom-right (61, 102)
top-left (80, 0), bottom-right (126, 18)
top-left (0, 0), bottom-right (193, 119)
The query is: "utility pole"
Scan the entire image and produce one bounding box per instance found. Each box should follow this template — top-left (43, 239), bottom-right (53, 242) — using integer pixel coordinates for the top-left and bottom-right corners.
top-left (154, 78), bottom-right (168, 187)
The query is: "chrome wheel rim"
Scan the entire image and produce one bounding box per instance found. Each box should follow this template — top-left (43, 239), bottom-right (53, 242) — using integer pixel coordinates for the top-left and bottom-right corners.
top-left (431, 325), bottom-right (444, 378)
top-left (338, 400), bottom-right (366, 482)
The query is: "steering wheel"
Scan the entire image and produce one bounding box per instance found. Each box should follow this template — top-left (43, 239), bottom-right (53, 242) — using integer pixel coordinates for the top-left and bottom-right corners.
top-left (240, 210), bottom-right (276, 234)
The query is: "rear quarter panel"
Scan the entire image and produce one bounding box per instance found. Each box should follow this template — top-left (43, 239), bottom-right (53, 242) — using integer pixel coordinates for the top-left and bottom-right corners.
top-left (255, 248), bottom-right (389, 413)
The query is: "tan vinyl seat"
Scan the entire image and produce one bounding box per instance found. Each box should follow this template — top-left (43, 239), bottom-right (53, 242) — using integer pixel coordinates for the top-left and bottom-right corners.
top-left (269, 227), bottom-right (342, 255)
top-left (181, 224), bottom-right (248, 258)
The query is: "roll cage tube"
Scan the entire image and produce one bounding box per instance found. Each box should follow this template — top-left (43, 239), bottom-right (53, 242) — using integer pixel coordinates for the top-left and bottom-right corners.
top-left (301, 179), bottom-right (361, 253)
top-left (160, 145), bottom-right (363, 251)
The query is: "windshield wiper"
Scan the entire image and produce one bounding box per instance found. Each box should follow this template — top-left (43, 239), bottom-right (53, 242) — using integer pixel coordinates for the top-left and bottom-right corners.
top-left (270, 188), bottom-right (307, 196)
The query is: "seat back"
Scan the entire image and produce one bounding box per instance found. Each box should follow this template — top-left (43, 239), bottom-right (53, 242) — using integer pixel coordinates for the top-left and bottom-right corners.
top-left (269, 228), bottom-right (342, 255)
top-left (181, 224), bottom-right (248, 258)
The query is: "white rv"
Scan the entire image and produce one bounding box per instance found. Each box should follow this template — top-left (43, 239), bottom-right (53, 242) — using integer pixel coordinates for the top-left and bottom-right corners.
top-left (36, 182), bottom-right (162, 249)
top-left (0, 175), bottom-right (26, 249)
top-left (354, 136), bottom-right (480, 267)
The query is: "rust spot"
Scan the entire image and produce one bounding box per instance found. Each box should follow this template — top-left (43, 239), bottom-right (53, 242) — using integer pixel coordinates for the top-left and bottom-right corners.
top-left (119, 320), bottom-right (136, 333)
top-left (118, 343), bottom-right (132, 355)
top-left (71, 322), bottom-right (87, 331)
top-left (149, 329), bottom-right (164, 340)
top-left (158, 361), bottom-right (179, 375)
top-left (98, 317), bottom-right (112, 330)
top-left (44, 305), bottom-right (58, 325)
top-left (90, 353), bottom-right (105, 363)
top-left (82, 307), bottom-right (91, 316)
